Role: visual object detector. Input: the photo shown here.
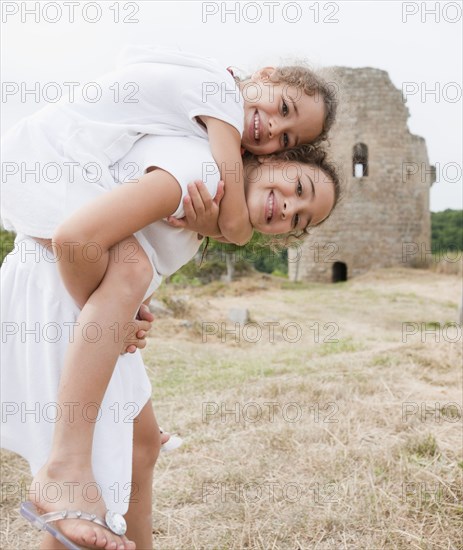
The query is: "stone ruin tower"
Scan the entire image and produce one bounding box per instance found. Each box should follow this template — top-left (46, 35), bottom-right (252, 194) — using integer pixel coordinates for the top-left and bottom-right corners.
top-left (289, 67), bottom-right (435, 283)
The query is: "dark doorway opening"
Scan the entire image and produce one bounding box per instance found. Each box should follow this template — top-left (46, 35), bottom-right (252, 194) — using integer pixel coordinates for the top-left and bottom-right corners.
top-left (332, 262), bottom-right (348, 283)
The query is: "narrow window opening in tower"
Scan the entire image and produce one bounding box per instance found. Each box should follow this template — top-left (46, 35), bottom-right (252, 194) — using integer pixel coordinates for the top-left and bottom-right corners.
top-left (332, 262), bottom-right (348, 283)
top-left (353, 143), bottom-right (368, 177)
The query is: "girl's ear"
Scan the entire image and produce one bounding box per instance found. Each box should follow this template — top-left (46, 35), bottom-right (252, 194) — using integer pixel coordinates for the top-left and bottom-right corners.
top-left (251, 66), bottom-right (277, 82)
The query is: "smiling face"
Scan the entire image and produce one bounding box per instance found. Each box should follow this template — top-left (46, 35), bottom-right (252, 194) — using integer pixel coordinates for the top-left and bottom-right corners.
top-left (243, 159), bottom-right (336, 235)
top-left (239, 68), bottom-right (325, 155)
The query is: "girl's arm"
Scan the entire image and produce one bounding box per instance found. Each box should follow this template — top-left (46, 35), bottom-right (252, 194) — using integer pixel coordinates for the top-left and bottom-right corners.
top-left (53, 169), bottom-right (182, 307)
top-left (200, 116), bottom-right (253, 246)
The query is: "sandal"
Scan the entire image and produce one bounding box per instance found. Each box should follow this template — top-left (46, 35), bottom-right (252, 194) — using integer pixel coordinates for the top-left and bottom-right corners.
top-left (20, 501), bottom-right (127, 550)
top-left (159, 427), bottom-right (183, 453)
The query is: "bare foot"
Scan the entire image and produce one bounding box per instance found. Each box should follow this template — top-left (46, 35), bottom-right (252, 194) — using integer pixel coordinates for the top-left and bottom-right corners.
top-left (29, 462), bottom-right (136, 550)
top-left (160, 431), bottom-right (170, 446)
top-left (159, 429), bottom-right (183, 453)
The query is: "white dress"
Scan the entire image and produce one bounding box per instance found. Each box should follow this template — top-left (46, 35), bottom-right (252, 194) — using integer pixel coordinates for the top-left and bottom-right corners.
top-left (0, 45), bottom-right (243, 238)
top-left (0, 135), bottom-right (219, 514)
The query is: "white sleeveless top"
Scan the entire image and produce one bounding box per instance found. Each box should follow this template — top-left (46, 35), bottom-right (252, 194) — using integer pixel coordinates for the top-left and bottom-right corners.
top-left (1, 46), bottom-right (243, 237)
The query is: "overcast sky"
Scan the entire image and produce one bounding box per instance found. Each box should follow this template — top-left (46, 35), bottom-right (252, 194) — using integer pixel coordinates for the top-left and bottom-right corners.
top-left (1, 0), bottom-right (461, 211)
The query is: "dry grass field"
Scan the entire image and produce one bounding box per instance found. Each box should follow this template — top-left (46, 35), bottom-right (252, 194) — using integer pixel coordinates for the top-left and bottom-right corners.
top-left (1, 267), bottom-right (462, 549)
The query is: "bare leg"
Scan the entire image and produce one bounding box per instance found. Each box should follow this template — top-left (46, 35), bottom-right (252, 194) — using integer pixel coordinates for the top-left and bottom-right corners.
top-left (30, 236), bottom-right (153, 550)
top-left (125, 400), bottom-right (161, 550)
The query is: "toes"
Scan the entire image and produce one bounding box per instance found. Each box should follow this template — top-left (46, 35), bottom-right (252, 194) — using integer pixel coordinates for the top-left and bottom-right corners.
top-left (81, 528), bottom-right (98, 546)
top-left (160, 432), bottom-right (170, 444)
top-left (96, 532), bottom-right (108, 548)
top-left (63, 520), bottom-right (130, 550)
top-left (78, 526), bottom-right (119, 550)
top-left (83, 528), bottom-right (100, 547)
top-left (121, 535), bottom-right (135, 550)
top-left (107, 538), bottom-right (122, 550)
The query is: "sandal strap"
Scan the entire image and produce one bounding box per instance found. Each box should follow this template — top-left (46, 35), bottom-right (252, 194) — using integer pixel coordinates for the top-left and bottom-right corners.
top-left (39, 508), bottom-right (127, 536)
top-left (39, 510), bottom-right (108, 530)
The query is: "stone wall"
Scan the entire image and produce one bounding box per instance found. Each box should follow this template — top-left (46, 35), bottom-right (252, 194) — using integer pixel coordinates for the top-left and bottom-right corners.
top-left (289, 67), bottom-right (434, 283)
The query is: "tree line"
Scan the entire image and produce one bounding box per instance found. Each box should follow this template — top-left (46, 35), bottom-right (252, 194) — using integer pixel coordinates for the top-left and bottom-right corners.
top-left (431, 209), bottom-right (462, 252)
top-left (1, 209), bottom-right (461, 275)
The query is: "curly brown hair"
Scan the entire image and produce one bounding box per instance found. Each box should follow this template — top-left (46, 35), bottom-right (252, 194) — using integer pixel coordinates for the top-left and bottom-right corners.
top-left (268, 65), bottom-right (338, 145)
top-left (232, 63), bottom-right (339, 146)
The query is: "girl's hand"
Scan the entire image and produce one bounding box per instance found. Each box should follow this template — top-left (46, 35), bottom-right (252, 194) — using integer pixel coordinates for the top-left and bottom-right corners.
top-left (166, 180), bottom-right (225, 237)
top-left (123, 304), bottom-right (154, 354)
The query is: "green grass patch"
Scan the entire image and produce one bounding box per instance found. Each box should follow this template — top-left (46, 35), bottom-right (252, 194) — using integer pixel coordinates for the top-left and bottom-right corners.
top-left (406, 433), bottom-right (439, 459)
top-left (316, 337), bottom-right (364, 357)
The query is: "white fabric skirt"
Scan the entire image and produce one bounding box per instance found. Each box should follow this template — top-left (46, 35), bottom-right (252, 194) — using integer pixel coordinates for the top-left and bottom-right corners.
top-left (0, 234), bottom-right (152, 515)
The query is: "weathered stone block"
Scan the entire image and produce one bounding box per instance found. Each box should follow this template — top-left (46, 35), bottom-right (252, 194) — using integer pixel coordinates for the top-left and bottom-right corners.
top-left (289, 67), bottom-right (432, 283)
top-left (228, 308), bottom-right (250, 325)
